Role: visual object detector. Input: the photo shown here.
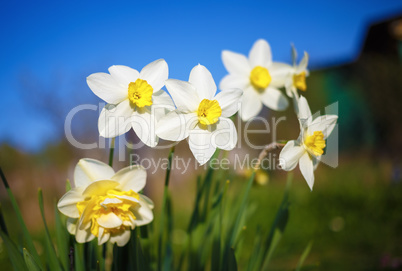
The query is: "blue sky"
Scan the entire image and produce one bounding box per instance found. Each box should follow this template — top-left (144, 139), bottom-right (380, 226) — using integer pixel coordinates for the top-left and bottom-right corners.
top-left (1, 0), bottom-right (401, 151)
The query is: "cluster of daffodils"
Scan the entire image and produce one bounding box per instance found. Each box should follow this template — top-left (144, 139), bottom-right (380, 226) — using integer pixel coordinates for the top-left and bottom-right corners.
top-left (58, 38), bottom-right (337, 246)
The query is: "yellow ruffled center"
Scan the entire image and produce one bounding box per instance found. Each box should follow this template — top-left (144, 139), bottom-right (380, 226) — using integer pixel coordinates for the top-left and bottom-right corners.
top-left (250, 66), bottom-right (271, 90)
top-left (76, 189), bottom-right (140, 237)
top-left (293, 71), bottom-right (307, 91)
top-left (304, 131), bottom-right (326, 156)
top-left (128, 79), bottom-right (153, 107)
top-left (197, 99), bottom-right (222, 125)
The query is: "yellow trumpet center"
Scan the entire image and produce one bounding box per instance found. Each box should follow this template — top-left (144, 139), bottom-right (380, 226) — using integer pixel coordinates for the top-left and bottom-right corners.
top-left (304, 131), bottom-right (326, 156)
top-left (128, 79), bottom-right (153, 108)
top-left (293, 71), bottom-right (307, 91)
top-left (197, 99), bottom-right (222, 125)
top-left (250, 66), bottom-right (271, 90)
top-left (76, 189), bottom-right (140, 237)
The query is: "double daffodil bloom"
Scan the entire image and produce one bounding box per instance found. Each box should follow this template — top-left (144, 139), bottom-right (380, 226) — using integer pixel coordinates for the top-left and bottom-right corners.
top-left (284, 46), bottom-right (309, 98)
top-left (220, 39), bottom-right (290, 121)
top-left (156, 64), bottom-right (242, 165)
top-left (57, 159), bottom-right (154, 246)
top-left (87, 59), bottom-right (174, 147)
top-left (279, 96), bottom-right (338, 190)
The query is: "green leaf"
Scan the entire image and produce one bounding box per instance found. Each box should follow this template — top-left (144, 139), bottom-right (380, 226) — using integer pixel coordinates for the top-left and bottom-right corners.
top-left (0, 167), bottom-right (42, 268)
top-left (0, 231), bottom-right (28, 271)
top-left (228, 247), bottom-right (238, 271)
top-left (54, 202), bottom-right (69, 270)
top-left (38, 189), bottom-right (63, 270)
top-left (23, 248), bottom-right (42, 271)
top-left (65, 179), bottom-right (71, 192)
top-left (296, 241), bottom-right (314, 271)
top-left (260, 173), bottom-right (292, 270)
top-left (74, 243), bottom-right (85, 271)
top-left (229, 171), bottom-right (255, 246)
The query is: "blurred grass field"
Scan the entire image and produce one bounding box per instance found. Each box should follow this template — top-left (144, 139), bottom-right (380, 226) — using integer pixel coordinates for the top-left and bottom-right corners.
top-left (1, 147), bottom-right (400, 270)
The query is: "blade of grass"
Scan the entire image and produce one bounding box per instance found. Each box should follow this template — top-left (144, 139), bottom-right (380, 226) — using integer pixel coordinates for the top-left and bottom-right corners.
top-left (259, 173), bottom-right (292, 270)
top-left (211, 180), bottom-right (229, 270)
top-left (74, 243), bottom-right (85, 271)
top-left (0, 167), bottom-right (42, 268)
top-left (0, 204), bottom-right (9, 235)
top-left (0, 231), bottom-right (28, 271)
top-left (38, 188), bottom-right (63, 270)
top-left (229, 171), bottom-right (255, 246)
top-left (23, 248), bottom-right (42, 271)
top-left (296, 241), bottom-right (313, 271)
top-left (54, 202), bottom-right (69, 270)
top-left (228, 247), bottom-right (238, 271)
top-left (158, 146), bottom-right (175, 271)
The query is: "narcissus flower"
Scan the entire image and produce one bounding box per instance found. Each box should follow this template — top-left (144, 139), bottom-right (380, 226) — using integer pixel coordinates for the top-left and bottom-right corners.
top-left (279, 96), bottom-right (338, 190)
top-left (156, 64), bottom-right (242, 165)
top-left (57, 159), bottom-right (153, 246)
top-left (220, 39), bottom-right (290, 121)
top-left (87, 59), bottom-right (174, 147)
top-left (284, 46), bottom-right (309, 98)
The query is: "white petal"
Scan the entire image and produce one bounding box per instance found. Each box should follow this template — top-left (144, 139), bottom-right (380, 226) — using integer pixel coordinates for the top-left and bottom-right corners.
top-left (132, 108), bottom-right (159, 147)
top-left (214, 88), bottom-right (243, 117)
top-left (139, 194), bottom-right (154, 209)
top-left (108, 65), bottom-right (139, 87)
top-left (67, 218), bottom-right (77, 235)
top-left (296, 52), bottom-right (309, 74)
top-left (57, 187), bottom-right (85, 218)
top-left (110, 229), bottom-right (131, 247)
top-left (189, 64), bottom-right (217, 100)
top-left (188, 124), bottom-right (217, 165)
top-left (308, 115), bottom-right (338, 139)
top-left (74, 158), bottom-right (115, 188)
top-left (297, 96), bottom-right (312, 120)
top-left (98, 99), bottom-right (133, 138)
top-left (270, 62), bottom-right (293, 88)
top-left (239, 86), bottom-right (262, 121)
top-left (82, 180), bottom-right (119, 197)
top-left (132, 195), bottom-right (154, 226)
top-left (165, 79), bottom-right (200, 112)
top-left (98, 227), bottom-right (110, 245)
top-left (87, 73), bottom-right (127, 104)
top-left (259, 87), bottom-right (289, 111)
top-left (152, 89), bottom-right (175, 109)
top-left (113, 165), bottom-right (147, 192)
top-left (222, 50), bottom-right (250, 75)
top-left (139, 59), bottom-right (168, 92)
top-left (112, 194), bottom-right (139, 203)
top-left (299, 152), bottom-right (315, 190)
top-left (212, 117), bottom-right (237, 150)
top-left (219, 74), bottom-right (249, 91)
top-left (249, 39), bottom-right (272, 68)
top-left (97, 213), bottom-right (123, 228)
top-left (156, 111), bottom-right (198, 141)
top-left (75, 225), bottom-right (95, 243)
top-left (100, 198), bottom-right (123, 207)
top-left (312, 155), bottom-right (321, 171)
top-left (279, 140), bottom-right (305, 171)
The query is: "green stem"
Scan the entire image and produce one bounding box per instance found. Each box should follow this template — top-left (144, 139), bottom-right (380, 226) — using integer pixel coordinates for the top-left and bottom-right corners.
top-left (105, 138), bottom-right (115, 271)
top-left (0, 167), bottom-right (42, 268)
top-left (158, 146), bottom-right (175, 271)
top-left (108, 138), bottom-right (115, 167)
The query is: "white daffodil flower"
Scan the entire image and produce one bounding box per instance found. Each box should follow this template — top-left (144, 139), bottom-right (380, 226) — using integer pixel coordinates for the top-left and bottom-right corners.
top-left (220, 39), bottom-right (290, 121)
top-left (279, 96), bottom-right (338, 190)
top-left (57, 158), bottom-right (154, 247)
top-left (284, 46), bottom-right (309, 98)
top-left (87, 59), bottom-right (174, 147)
top-left (156, 64), bottom-right (242, 165)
